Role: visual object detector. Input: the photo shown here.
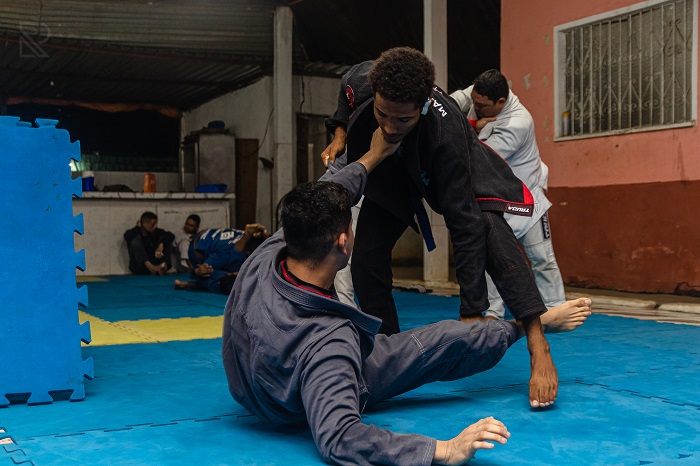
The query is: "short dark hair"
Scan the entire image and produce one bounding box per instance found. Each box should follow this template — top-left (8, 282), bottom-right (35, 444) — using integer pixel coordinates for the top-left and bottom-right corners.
top-left (187, 214), bottom-right (201, 226)
top-left (368, 47), bottom-right (435, 109)
top-left (472, 69), bottom-right (509, 103)
top-left (280, 181), bottom-right (352, 264)
top-left (140, 211), bottom-right (157, 223)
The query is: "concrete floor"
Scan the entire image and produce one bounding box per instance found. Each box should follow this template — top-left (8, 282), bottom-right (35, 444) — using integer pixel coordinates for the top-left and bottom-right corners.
top-left (392, 265), bottom-right (700, 326)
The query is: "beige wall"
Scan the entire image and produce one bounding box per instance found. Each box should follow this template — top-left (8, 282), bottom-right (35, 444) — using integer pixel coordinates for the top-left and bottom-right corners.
top-left (183, 75), bottom-right (340, 229)
top-left (502, 0), bottom-right (700, 293)
top-left (183, 74), bottom-right (424, 264)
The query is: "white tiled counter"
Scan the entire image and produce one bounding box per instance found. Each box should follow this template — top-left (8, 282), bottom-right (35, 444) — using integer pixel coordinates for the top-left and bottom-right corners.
top-left (73, 192), bottom-right (235, 275)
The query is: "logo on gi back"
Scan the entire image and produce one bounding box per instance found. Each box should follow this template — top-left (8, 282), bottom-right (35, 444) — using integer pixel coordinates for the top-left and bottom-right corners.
top-left (541, 211), bottom-right (551, 239)
top-left (221, 231), bottom-right (236, 240)
top-left (346, 85), bottom-right (355, 109)
top-left (432, 99), bottom-right (447, 117)
top-left (507, 204), bottom-right (531, 214)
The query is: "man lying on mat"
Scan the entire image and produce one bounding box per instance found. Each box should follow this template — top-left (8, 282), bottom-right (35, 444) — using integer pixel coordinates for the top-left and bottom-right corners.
top-left (174, 224), bottom-right (268, 294)
top-left (222, 133), bottom-right (592, 465)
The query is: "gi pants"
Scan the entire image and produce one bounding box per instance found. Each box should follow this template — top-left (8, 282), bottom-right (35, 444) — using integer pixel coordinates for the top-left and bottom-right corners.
top-left (362, 319), bottom-right (519, 408)
top-left (485, 211), bottom-right (565, 318)
top-left (352, 198), bottom-right (545, 335)
top-left (127, 235), bottom-right (172, 275)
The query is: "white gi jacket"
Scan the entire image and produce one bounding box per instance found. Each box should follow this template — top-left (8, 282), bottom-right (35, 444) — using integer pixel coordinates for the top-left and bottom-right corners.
top-left (451, 86), bottom-right (551, 238)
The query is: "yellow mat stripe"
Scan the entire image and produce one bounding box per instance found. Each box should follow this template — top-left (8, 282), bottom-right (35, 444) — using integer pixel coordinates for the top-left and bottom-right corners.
top-left (79, 312), bottom-right (223, 346)
top-left (76, 276), bottom-right (109, 283)
top-left (125, 317), bottom-right (223, 342)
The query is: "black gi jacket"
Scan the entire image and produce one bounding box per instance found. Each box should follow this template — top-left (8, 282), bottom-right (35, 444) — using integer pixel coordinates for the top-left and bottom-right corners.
top-left (325, 61), bottom-right (534, 315)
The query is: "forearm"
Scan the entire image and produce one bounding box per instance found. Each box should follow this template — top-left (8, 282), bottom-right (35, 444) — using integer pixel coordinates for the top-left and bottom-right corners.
top-left (234, 234), bottom-right (250, 252)
top-left (318, 419), bottom-right (435, 465)
top-left (303, 341), bottom-right (435, 465)
top-left (333, 125), bottom-right (347, 144)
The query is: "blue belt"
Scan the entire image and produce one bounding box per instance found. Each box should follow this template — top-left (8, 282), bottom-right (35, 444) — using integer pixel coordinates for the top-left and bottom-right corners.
top-left (410, 191), bottom-right (436, 252)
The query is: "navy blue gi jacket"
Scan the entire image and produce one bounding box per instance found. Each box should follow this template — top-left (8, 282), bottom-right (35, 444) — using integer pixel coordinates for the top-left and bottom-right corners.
top-left (188, 228), bottom-right (247, 293)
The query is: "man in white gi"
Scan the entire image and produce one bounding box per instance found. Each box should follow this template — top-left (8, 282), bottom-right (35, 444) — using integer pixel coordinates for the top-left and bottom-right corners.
top-left (451, 69), bottom-right (566, 319)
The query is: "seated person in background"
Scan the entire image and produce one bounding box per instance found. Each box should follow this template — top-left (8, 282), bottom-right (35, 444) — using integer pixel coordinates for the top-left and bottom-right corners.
top-left (123, 211), bottom-right (175, 275)
top-left (173, 214), bottom-right (201, 272)
top-left (174, 223), bottom-right (269, 294)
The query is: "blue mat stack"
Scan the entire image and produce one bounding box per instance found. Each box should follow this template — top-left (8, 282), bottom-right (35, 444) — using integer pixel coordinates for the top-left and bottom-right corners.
top-left (0, 117), bottom-right (93, 408)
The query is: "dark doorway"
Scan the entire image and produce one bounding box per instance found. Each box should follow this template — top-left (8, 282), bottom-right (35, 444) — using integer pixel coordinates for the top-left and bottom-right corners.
top-left (296, 114), bottom-right (331, 185)
top-left (235, 138), bottom-right (259, 228)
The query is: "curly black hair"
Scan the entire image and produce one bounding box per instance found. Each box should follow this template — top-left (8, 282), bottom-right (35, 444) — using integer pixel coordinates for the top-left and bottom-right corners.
top-left (280, 181), bottom-right (352, 265)
top-left (368, 47), bottom-right (435, 109)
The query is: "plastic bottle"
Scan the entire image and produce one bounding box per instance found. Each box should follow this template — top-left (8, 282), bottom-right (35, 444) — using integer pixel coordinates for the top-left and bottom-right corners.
top-left (82, 171), bottom-right (95, 192)
top-left (143, 172), bottom-right (156, 192)
top-left (561, 111), bottom-right (571, 137)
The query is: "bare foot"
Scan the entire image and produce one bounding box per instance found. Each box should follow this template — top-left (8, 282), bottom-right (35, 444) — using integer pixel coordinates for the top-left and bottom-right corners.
top-left (540, 298), bottom-right (592, 333)
top-left (529, 350), bottom-right (558, 408)
top-left (174, 279), bottom-right (189, 290)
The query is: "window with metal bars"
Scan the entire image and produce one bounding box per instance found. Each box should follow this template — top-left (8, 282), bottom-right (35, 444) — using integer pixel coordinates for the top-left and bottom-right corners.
top-left (554, 0), bottom-right (697, 138)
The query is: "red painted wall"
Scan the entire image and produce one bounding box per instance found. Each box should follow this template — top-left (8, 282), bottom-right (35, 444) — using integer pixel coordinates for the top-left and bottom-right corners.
top-left (501, 0), bottom-right (700, 293)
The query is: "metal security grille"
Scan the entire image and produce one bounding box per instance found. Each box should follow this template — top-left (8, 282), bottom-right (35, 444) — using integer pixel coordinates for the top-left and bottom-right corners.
top-left (560, 0), bottom-right (694, 137)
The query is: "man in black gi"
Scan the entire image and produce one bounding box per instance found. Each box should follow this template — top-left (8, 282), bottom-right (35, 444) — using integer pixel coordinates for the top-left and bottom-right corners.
top-left (322, 47), bottom-right (591, 408)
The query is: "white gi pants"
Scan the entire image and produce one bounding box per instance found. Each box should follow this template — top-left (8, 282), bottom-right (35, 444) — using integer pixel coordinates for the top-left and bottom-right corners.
top-left (335, 196), bottom-right (363, 307)
top-left (484, 211), bottom-right (565, 319)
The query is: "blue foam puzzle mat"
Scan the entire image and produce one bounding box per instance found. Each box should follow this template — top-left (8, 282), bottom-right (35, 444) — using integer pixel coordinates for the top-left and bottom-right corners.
top-left (0, 116), bottom-right (92, 408)
top-left (1, 274), bottom-right (699, 465)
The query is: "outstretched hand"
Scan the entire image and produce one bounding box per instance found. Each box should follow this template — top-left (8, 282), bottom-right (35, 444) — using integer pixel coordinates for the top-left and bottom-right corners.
top-left (433, 417), bottom-right (510, 465)
top-left (357, 128), bottom-right (401, 173)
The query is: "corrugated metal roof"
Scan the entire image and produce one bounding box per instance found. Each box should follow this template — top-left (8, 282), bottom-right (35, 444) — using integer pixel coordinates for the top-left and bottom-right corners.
top-left (0, 0), bottom-right (291, 109)
top-left (0, 0), bottom-right (500, 111)
top-left (1, 0), bottom-right (279, 54)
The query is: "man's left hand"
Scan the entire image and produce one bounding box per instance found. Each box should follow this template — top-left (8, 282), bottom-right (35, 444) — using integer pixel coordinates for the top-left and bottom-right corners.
top-left (195, 263), bottom-right (214, 277)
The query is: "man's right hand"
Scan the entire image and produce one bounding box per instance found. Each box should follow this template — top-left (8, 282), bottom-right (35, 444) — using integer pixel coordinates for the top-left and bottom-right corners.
top-left (321, 126), bottom-right (347, 167)
top-left (475, 117), bottom-right (496, 134)
top-left (432, 417), bottom-right (510, 465)
top-left (357, 128), bottom-right (400, 173)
